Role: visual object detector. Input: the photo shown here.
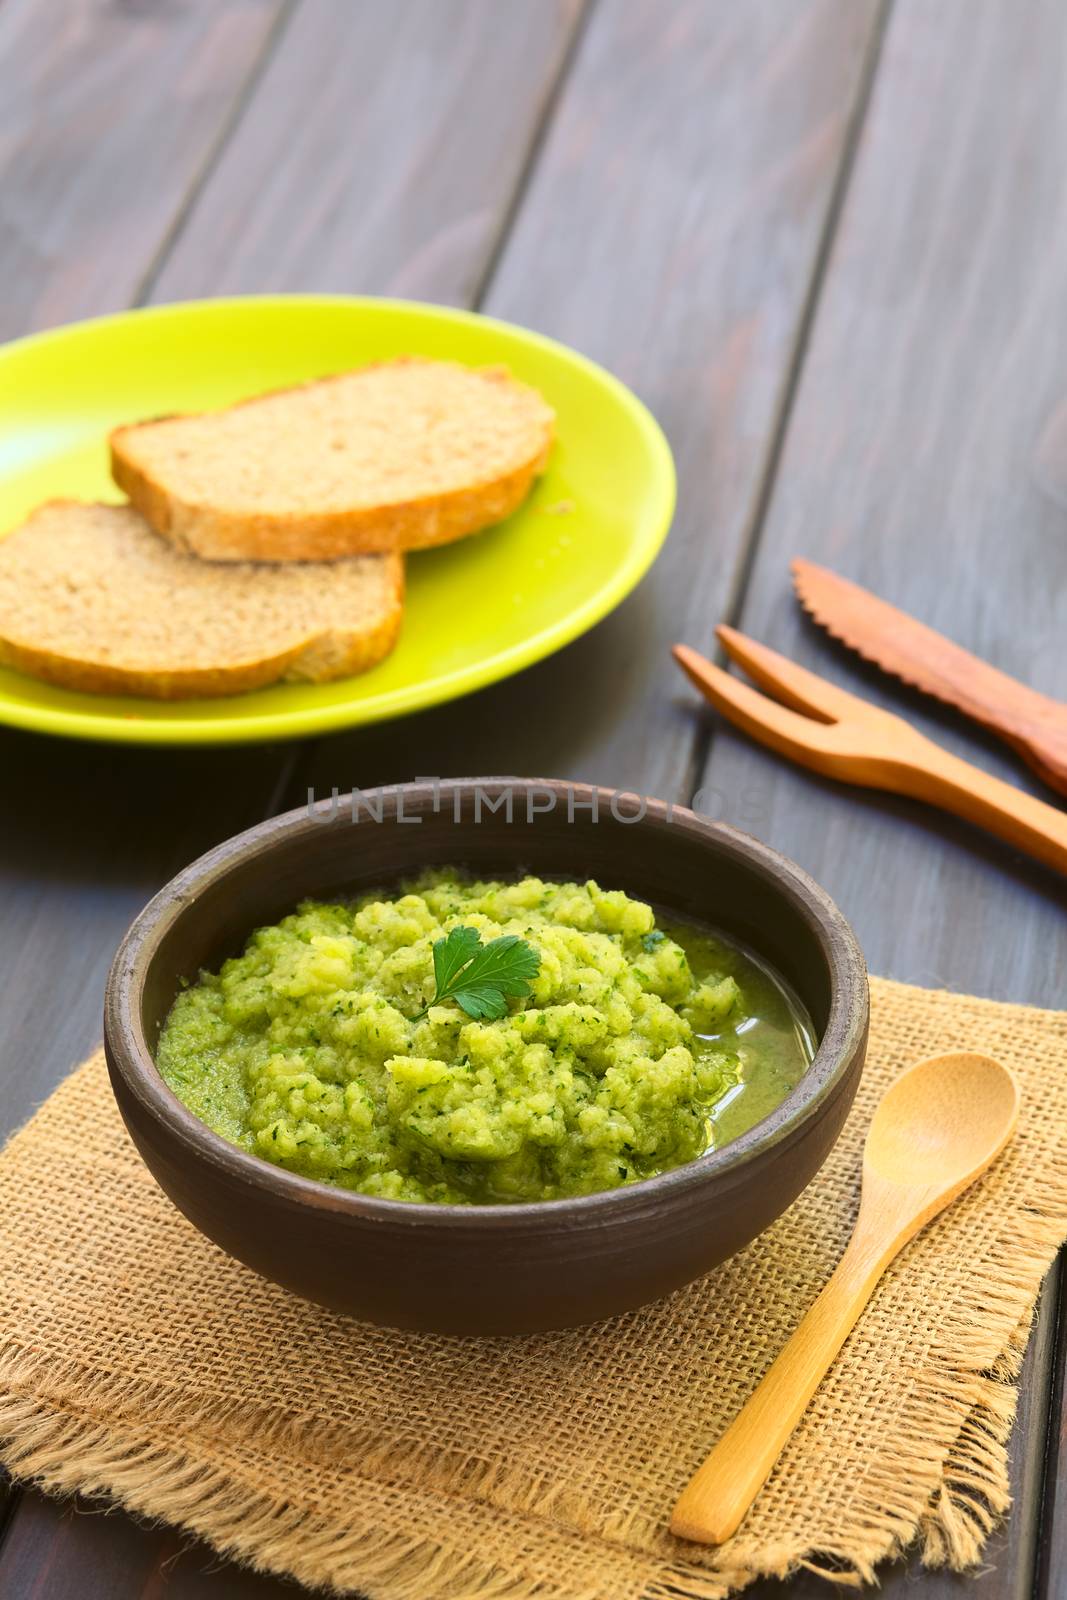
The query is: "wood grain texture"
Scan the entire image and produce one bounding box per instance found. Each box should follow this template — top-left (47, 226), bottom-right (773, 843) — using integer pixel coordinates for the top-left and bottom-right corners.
top-left (0, 1), bottom-right (594, 1594)
top-left (0, 0), bottom-right (302, 1175)
top-left (690, 0), bottom-right (1067, 998)
top-left (0, 740), bottom-right (294, 1135)
top-left (0, 0), bottom-right (588, 1141)
top-left (0, 1490), bottom-right (305, 1597)
top-left (147, 0), bottom-right (585, 305)
top-left (298, 0), bottom-right (882, 806)
top-left (0, 0), bottom-right (286, 339)
top-left (689, 2), bottom-right (1067, 1595)
top-left (1039, 1258), bottom-right (1067, 1600)
top-left (2, 0), bottom-right (1063, 1595)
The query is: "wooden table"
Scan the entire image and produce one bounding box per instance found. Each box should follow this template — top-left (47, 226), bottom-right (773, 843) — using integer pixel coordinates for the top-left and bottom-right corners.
top-left (2, 1), bottom-right (1065, 1594)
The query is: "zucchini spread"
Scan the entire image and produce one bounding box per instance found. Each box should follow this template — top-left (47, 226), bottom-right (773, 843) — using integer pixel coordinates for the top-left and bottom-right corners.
top-left (157, 873), bottom-right (811, 1204)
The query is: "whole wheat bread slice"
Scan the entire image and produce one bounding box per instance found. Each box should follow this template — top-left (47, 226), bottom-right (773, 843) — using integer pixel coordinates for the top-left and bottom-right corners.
top-left (0, 502), bottom-right (403, 699)
top-left (110, 357), bottom-right (555, 561)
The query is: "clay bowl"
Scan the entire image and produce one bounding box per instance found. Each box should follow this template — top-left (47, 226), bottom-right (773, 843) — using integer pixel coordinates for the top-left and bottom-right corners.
top-left (104, 779), bottom-right (868, 1335)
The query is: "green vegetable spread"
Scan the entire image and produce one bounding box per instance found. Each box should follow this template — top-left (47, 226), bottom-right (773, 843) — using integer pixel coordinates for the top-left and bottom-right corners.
top-left (157, 873), bottom-right (811, 1204)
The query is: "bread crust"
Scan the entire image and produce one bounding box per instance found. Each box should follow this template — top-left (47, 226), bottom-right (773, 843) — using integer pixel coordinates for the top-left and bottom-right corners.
top-left (109, 362), bottom-right (554, 563)
top-left (110, 446), bottom-right (547, 562)
top-left (0, 511), bottom-right (404, 699)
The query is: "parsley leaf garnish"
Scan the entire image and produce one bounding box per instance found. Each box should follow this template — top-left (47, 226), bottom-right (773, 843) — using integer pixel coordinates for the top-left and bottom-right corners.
top-left (413, 926), bottom-right (540, 1022)
top-left (429, 924), bottom-right (481, 991)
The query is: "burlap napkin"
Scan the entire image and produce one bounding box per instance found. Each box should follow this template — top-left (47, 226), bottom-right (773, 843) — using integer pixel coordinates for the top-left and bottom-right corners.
top-left (1, 977), bottom-right (1065, 1600)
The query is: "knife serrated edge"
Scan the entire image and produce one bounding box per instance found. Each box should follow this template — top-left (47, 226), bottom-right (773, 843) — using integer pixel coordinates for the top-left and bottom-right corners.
top-left (790, 559), bottom-right (1066, 747)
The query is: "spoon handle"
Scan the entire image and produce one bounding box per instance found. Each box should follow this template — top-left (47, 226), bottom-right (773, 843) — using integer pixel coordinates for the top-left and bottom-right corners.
top-left (670, 1223), bottom-right (894, 1545)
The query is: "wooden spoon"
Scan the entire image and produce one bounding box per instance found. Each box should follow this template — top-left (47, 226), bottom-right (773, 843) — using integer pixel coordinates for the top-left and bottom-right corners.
top-left (670, 1051), bottom-right (1020, 1545)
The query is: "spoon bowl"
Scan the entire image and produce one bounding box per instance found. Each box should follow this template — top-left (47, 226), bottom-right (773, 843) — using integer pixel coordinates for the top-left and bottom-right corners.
top-left (865, 1051), bottom-right (1020, 1191)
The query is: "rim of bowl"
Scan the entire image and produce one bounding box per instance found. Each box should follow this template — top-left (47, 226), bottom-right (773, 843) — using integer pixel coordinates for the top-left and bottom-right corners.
top-left (104, 779), bottom-right (869, 1232)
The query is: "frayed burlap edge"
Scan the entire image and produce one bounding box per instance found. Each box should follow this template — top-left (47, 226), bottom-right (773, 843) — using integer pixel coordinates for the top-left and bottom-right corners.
top-left (0, 1337), bottom-right (1042, 1600)
top-left (1, 975), bottom-right (1065, 1600)
top-left (1, 1209), bottom-right (1063, 1598)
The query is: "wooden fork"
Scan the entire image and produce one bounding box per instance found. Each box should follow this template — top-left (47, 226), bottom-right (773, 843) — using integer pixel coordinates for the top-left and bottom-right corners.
top-left (673, 628), bottom-right (1067, 877)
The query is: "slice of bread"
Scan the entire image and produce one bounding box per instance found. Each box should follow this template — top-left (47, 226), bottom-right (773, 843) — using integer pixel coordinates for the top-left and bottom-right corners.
top-left (110, 357), bottom-right (555, 562)
top-left (0, 501), bottom-right (403, 699)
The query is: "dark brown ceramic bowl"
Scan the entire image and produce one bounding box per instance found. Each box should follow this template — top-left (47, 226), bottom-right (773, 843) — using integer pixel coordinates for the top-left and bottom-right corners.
top-left (104, 779), bottom-right (868, 1335)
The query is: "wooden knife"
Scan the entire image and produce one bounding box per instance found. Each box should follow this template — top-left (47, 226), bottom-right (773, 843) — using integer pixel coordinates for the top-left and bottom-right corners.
top-left (791, 559), bottom-right (1067, 800)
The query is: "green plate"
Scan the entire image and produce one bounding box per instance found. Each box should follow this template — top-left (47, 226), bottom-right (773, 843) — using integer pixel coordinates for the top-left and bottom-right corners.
top-left (0, 297), bottom-right (675, 745)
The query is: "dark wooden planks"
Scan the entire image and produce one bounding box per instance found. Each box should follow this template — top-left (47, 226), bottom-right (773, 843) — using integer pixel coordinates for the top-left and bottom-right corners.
top-left (690, 0), bottom-right (1067, 1000)
top-left (1008, 1260), bottom-right (1065, 1600)
top-left (148, 0), bottom-right (586, 306)
top-left (0, 0), bottom-right (301, 1151)
top-left (0, 2), bottom-right (594, 1595)
top-left (0, 2), bottom-right (888, 1595)
top-left (297, 0), bottom-right (883, 808)
top-left (0, 1490), bottom-right (305, 1598)
top-left (3, 1), bottom-right (1061, 1597)
top-left (0, 0), bottom-right (590, 1143)
top-left (0, 737), bottom-right (296, 1135)
top-left (0, 0), bottom-right (592, 1131)
top-left (1039, 1258), bottom-right (1067, 1600)
top-left (689, 2), bottom-right (1067, 1596)
top-left (0, 0), bottom-right (287, 340)
top-left (0, 0), bottom-right (296, 1565)
top-left (0, 0), bottom-right (593, 1133)
top-left (0, 0), bottom-right (301, 1161)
